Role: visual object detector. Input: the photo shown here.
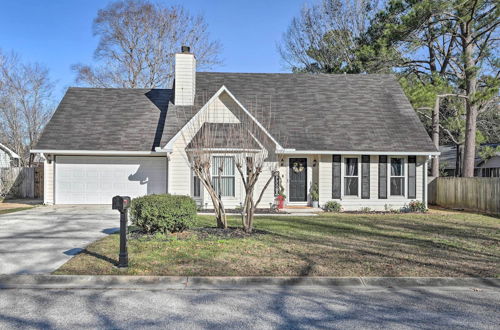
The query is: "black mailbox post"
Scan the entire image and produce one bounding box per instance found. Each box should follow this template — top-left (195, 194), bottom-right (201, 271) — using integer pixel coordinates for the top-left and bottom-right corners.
top-left (112, 195), bottom-right (131, 268)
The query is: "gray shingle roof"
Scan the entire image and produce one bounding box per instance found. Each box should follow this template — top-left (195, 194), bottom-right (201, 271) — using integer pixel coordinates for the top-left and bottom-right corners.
top-left (35, 72), bottom-right (437, 153)
top-left (35, 88), bottom-right (172, 151)
top-left (186, 123), bottom-right (260, 149)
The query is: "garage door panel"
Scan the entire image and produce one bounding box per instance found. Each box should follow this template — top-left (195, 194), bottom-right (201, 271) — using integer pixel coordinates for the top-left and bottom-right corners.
top-left (55, 156), bottom-right (167, 204)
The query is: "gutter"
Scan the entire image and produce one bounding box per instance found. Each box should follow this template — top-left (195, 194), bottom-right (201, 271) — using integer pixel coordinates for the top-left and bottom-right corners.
top-left (30, 149), bottom-right (169, 156)
top-left (275, 149), bottom-right (440, 156)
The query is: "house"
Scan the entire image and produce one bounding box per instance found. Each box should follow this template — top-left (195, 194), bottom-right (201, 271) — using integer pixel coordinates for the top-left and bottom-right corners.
top-left (32, 47), bottom-right (439, 210)
top-left (439, 144), bottom-right (500, 177)
top-left (0, 143), bottom-right (20, 169)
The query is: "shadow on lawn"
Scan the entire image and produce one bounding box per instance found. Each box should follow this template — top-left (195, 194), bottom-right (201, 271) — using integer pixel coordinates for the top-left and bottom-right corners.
top-left (261, 215), bottom-right (499, 277)
top-left (80, 249), bottom-right (118, 267)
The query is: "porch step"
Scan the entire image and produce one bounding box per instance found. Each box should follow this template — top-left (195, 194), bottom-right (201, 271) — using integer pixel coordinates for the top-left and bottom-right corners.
top-left (283, 207), bottom-right (323, 213)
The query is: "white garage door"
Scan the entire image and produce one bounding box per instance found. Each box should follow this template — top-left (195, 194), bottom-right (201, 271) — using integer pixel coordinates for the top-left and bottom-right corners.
top-left (55, 156), bottom-right (167, 204)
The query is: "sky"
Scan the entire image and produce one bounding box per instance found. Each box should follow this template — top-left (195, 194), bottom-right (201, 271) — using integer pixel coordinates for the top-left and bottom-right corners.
top-left (0, 0), bottom-right (308, 99)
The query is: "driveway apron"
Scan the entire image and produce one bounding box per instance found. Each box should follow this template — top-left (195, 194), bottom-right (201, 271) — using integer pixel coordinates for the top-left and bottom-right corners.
top-left (0, 205), bottom-right (118, 274)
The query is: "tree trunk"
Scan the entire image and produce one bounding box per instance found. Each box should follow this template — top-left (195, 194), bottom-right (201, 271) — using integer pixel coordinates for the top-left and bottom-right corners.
top-left (461, 22), bottom-right (478, 178)
top-left (431, 96), bottom-right (440, 177)
top-left (462, 102), bottom-right (478, 177)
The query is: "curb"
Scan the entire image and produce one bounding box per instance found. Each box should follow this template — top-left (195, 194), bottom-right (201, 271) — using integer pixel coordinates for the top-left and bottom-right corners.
top-left (0, 275), bottom-right (498, 290)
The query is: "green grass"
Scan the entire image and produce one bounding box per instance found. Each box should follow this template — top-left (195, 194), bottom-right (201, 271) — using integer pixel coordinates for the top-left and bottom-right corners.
top-left (55, 210), bottom-right (500, 277)
top-left (0, 207), bottom-right (33, 215)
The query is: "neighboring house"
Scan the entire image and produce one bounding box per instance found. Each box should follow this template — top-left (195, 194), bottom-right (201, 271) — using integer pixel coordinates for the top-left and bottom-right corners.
top-left (32, 47), bottom-right (438, 210)
top-left (0, 143), bottom-right (20, 169)
top-left (476, 150), bottom-right (500, 177)
top-left (439, 144), bottom-right (500, 177)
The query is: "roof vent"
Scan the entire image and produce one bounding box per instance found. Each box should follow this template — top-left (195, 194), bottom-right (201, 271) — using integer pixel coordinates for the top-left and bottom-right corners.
top-left (181, 46), bottom-right (190, 53)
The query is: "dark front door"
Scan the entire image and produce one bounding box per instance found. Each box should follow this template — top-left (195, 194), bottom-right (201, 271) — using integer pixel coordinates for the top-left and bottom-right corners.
top-left (289, 158), bottom-right (307, 202)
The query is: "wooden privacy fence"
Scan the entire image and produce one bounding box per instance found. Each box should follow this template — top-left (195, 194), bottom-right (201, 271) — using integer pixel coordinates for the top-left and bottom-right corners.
top-left (428, 177), bottom-right (500, 215)
top-left (0, 167), bottom-right (44, 199)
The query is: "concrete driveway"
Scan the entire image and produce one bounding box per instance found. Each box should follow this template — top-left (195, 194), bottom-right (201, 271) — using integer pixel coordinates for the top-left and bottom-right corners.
top-left (0, 205), bottom-right (118, 274)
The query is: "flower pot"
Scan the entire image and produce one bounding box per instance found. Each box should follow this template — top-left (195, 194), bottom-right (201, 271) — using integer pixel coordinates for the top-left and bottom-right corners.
top-left (312, 201), bottom-right (319, 208)
top-left (276, 195), bottom-right (285, 209)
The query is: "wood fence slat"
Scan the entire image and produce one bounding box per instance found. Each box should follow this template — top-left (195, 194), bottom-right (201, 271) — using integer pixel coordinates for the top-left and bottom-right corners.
top-left (0, 167), bottom-right (42, 199)
top-left (428, 177), bottom-right (500, 215)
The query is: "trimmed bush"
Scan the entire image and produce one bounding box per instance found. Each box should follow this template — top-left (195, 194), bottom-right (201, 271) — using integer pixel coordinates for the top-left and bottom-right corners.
top-left (323, 201), bottom-right (342, 212)
top-left (130, 194), bottom-right (197, 234)
top-left (402, 200), bottom-right (427, 213)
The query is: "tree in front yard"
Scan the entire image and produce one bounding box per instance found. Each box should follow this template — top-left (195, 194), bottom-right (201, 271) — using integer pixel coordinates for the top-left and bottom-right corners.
top-left (179, 92), bottom-right (281, 232)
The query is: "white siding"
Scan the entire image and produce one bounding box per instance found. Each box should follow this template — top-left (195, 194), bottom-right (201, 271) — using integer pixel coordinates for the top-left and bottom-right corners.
top-left (168, 94), bottom-right (241, 199)
top-left (44, 159), bottom-right (54, 204)
top-left (174, 52), bottom-right (196, 106)
top-left (168, 92), bottom-right (278, 209)
top-left (0, 150), bottom-right (10, 168)
top-left (318, 154), bottom-right (428, 211)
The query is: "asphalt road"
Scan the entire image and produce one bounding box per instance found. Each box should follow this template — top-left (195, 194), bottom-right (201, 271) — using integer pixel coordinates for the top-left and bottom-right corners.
top-left (0, 286), bottom-right (498, 329)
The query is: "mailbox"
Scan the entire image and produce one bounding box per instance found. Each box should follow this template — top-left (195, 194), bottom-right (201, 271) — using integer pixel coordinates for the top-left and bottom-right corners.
top-left (112, 195), bottom-right (131, 212)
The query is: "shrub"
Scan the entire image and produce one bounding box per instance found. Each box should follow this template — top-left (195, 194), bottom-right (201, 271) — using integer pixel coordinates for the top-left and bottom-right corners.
top-left (359, 207), bottom-right (372, 213)
top-left (402, 200), bottom-right (427, 213)
top-left (323, 201), bottom-right (342, 212)
top-left (310, 184), bottom-right (319, 201)
top-left (130, 194), bottom-right (197, 234)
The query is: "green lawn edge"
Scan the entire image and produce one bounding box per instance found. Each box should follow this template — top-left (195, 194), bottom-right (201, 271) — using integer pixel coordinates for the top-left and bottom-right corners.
top-left (54, 212), bottom-right (500, 278)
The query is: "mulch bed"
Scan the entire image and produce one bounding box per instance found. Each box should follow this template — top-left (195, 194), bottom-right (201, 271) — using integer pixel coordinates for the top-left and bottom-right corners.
top-left (129, 226), bottom-right (268, 241)
top-left (191, 227), bottom-right (269, 239)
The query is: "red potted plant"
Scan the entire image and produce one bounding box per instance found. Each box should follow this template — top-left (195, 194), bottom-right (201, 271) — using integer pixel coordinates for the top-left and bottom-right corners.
top-left (276, 184), bottom-right (286, 210)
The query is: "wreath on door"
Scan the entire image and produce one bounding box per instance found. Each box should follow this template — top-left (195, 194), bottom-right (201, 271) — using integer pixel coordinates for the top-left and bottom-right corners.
top-left (292, 161), bottom-right (305, 173)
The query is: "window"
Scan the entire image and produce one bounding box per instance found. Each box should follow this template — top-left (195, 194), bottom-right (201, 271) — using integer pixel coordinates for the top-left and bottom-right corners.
top-left (192, 174), bottom-right (201, 198)
top-left (482, 168), bottom-right (500, 177)
top-left (212, 156), bottom-right (235, 197)
top-left (344, 158), bottom-right (359, 196)
top-left (246, 157), bottom-right (253, 180)
top-left (390, 158), bottom-right (405, 196)
top-left (274, 173), bottom-right (281, 196)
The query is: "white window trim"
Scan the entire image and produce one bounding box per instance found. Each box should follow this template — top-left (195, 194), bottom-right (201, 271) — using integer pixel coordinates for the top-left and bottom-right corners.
top-left (211, 155), bottom-right (236, 198)
top-left (388, 156), bottom-right (406, 198)
top-left (341, 155), bottom-right (361, 198)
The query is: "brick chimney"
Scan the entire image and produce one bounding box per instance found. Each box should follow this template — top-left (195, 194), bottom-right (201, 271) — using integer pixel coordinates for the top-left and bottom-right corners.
top-left (174, 46), bottom-right (196, 106)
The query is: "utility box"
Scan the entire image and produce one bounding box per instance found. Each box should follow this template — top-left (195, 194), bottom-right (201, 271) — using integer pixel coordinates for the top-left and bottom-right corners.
top-left (112, 195), bottom-right (131, 212)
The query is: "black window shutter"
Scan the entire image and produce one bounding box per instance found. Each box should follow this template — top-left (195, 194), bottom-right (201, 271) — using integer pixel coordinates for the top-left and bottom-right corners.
top-left (332, 155), bottom-right (341, 199)
top-left (378, 155), bottom-right (387, 199)
top-left (361, 155), bottom-right (370, 199)
top-left (408, 156), bottom-right (417, 199)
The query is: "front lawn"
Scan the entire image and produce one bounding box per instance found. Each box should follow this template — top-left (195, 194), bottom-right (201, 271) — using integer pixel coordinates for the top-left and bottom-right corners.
top-left (55, 211), bottom-right (500, 277)
top-left (0, 207), bottom-right (33, 215)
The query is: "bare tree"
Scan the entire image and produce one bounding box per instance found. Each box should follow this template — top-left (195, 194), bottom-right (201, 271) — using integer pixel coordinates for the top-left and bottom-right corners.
top-left (178, 91), bottom-right (280, 232)
top-left (0, 50), bottom-right (55, 165)
top-left (278, 0), bottom-right (381, 73)
top-left (72, 0), bottom-right (222, 88)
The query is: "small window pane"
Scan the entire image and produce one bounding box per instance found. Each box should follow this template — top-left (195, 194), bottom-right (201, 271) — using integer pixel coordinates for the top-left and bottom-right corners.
top-left (193, 175), bottom-right (201, 197)
top-left (390, 177), bottom-right (404, 196)
top-left (212, 156), bottom-right (234, 176)
top-left (345, 158), bottom-right (358, 176)
top-left (345, 177), bottom-right (358, 196)
top-left (391, 158), bottom-right (403, 176)
top-left (212, 177), bottom-right (235, 197)
top-left (274, 174), bottom-right (281, 196)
